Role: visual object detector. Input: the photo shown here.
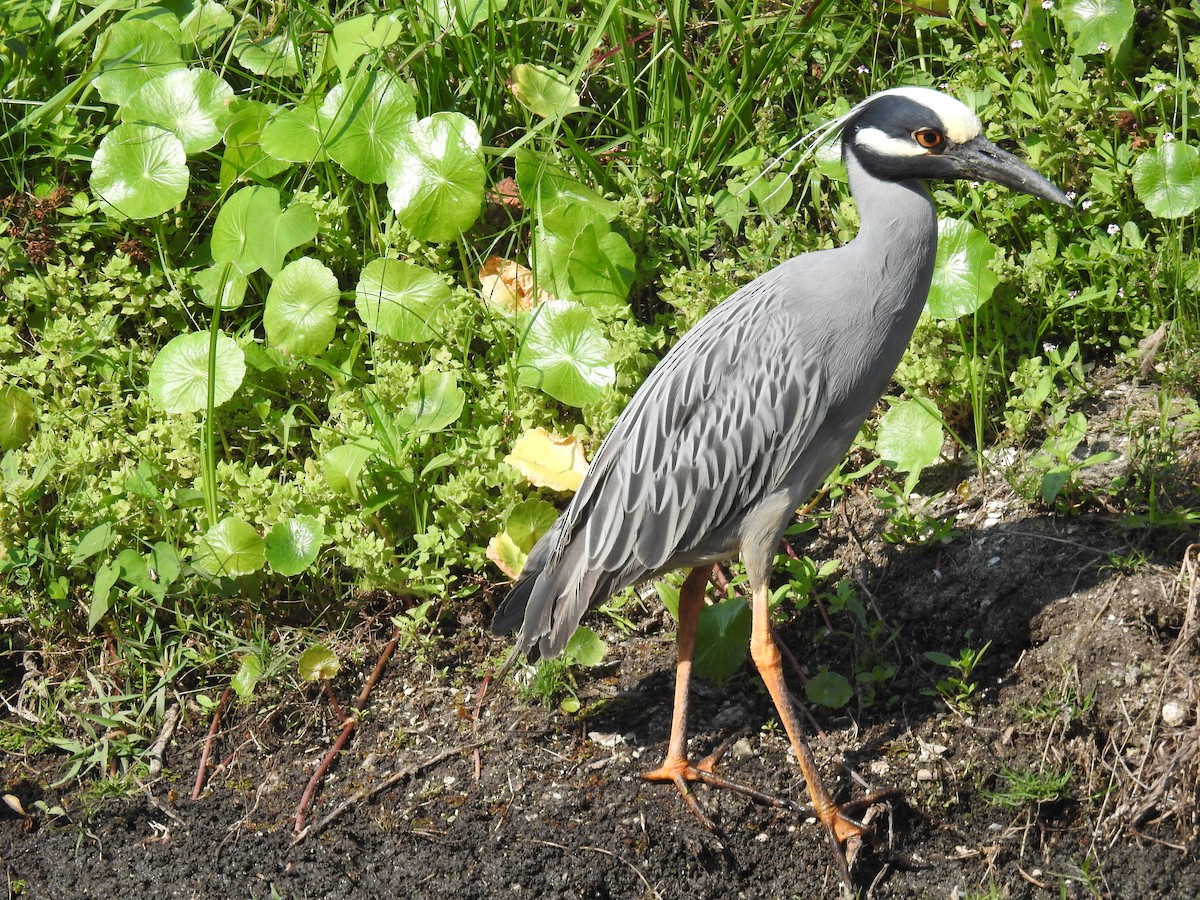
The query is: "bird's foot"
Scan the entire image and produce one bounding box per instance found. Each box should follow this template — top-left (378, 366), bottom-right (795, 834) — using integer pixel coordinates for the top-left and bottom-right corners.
top-left (642, 737), bottom-right (792, 830)
top-left (810, 789), bottom-right (901, 892)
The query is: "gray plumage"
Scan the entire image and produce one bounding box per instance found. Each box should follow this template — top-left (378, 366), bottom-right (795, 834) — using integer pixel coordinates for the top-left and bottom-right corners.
top-left (493, 87), bottom-right (1070, 661)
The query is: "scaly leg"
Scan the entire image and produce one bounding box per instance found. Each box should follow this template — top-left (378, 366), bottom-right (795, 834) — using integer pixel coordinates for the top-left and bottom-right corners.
top-left (642, 566), bottom-right (788, 826)
top-left (748, 578), bottom-right (870, 890)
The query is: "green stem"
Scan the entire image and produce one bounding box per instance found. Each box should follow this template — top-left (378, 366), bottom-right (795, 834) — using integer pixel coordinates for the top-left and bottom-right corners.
top-left (201, 272), bottom-right (226, 529)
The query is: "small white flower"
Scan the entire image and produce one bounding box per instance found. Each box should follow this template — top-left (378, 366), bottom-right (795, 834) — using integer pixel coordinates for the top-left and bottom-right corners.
top-left (1069, 290), bottom-right (1079, 299)
top-left (1043, 342), bottom-right (1057, 354)
top-left (857, 65), bottom-right (870, 74)
top-left (1154, 84), bottom-right (1168, 93)
top-left (1042, 0), bottom-right (1053, 8)
top-left (1107, 223), bottom-right (1120, 235)
top-left (1098, 42), bottom-right (1109, 51)
top-left (1011, 39), bottom-right (1023, 49)
top-left (1163, 132), bottom-right (1176, 142)
top-left (1117, 288), bottom-right (1125, 298)
top-left (1066, 191), bottom-right (1078, 201)
top-left (1081, 199), bottom-right (1093, 210)
top-left (969, 180), bottom-right (981, 189)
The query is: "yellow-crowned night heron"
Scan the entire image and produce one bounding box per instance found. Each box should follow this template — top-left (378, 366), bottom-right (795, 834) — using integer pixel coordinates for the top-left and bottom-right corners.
top-left (493, 87), bottom-right (1071, 886)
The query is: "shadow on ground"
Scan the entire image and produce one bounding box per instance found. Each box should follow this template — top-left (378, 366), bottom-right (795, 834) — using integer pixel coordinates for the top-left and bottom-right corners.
top-left (4, 488), bottom-right (1200, 898)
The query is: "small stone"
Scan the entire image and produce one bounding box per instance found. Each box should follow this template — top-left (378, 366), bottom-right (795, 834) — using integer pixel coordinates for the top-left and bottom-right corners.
top-left (1162, 698), bottom-right (1189, 727)
top-left (588, 731), bottom-right (624, 749)
top-left (731, 737), bottom-right (755, 761)
top-left (916, 768), bottom-right (934, 782)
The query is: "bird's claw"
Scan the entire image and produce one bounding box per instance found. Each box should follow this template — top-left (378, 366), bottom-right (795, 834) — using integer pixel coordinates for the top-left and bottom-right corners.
top-left (813, 789), bottom-right (902, 891)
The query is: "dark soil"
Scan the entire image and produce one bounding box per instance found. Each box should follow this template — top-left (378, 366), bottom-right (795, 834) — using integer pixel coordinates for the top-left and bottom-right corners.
top-left (4, 382), bottom-right (1200, 899)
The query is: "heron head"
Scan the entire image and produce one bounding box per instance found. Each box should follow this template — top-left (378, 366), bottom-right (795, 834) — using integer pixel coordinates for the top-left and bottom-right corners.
top-left (842, 87), bottom-right (1072, 207)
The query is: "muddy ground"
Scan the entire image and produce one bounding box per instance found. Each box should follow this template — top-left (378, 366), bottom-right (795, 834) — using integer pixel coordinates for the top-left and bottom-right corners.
top-left (3, 381), bottom-right (1200, 899)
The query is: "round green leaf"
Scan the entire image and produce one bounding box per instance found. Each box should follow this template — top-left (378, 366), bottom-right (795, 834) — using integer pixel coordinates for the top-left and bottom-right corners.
top-left (220, 98), bottom-right (289, 184)
top-left (354, 258), bottom-right (451, 342)
top-left (533, 205), bottom-right (634, 312)
top-left (386, 112), bottom-right (485, 243)
top-left (92, 20), bottom-right (185, 106)
top-left (504, 498), bottom-right (558, 553)
top-left (298, 644), bottom-right (340, 682)
top-left (322, 72), bottom-right (417, 184)
top-left (211, 186), bottom-right (271, 275)
top-left (264, 515), bottom-right (324, 576)
top-left (563, 625), bottom-right (605, 667)
top-left (148, 330), bottom-right (245, 413)
top-left (397, 371), bottom-right (465, 433)
top-left (805, 670), bottom-right (853, 708)
top-left (261, 105), bottom-right (325, 164)
top-left (90, 123), bottom-right (189, 220)
top-left (234, 31), bottom-right (299, 77)
top-left (1059, 0), bottom-right (1133, 55)
top-left (515, 149), bottom-right (619, 220)
top-left (517, 299), bottom-right (615, 407)
top-left (192, 517), bottom-right (266, 577)
top-left (509, 64), bottom-right (579, 118)
top-left (694, 596), bottom-right (751, 682)
top-left (192, 261), bottom-right (247, 310)
top-left (122, 68), bottom-right (233, 153)
top-left (211, 186), bottom-right (316, 277)
top-left (327, 13), bottom-right (404, 77)
top-left (179, 0), bottom-right (234, 50)
top-left (264, 257), bottom-right (340, 356)
top-left (322, 441), bottom-right (376, 498)
top-left (125, 6), bottom-right (181, 39)
top-left (926, 217), bottom-right (1000, 319)
top-left (876, 399), bottom-right (943, 474)
top-left (1132, 143), bottom-right (1200, 219)
top-left (0, 384), bottom-right (35, 451)
top-left (232, 653), bottom-right (263, 700)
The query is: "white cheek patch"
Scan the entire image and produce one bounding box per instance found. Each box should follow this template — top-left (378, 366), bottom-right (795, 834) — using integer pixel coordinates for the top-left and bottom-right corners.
top-left (879, 86), bottom-right (982, 143)
top-left (856, 126), bottom-right (927, 157)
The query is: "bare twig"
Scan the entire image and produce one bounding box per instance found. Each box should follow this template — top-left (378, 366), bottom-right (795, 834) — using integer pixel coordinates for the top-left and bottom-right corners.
top-left (293, 624), bottom-right (404, 833)
top-left (191, 687), bottom-right (231, 800)
top-left (292, 743), bottom-right (481, 845)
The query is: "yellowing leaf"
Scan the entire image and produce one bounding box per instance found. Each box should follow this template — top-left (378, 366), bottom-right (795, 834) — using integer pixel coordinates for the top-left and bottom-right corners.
top-left (479, 256), bottom-right (552, 312)
top-left (486, 531), bottom-right (527, 579)
top-left (504, 427), bottom-right (588, 492)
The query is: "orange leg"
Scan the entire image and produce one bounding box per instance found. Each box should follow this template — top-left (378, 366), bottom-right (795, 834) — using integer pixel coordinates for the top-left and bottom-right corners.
top-left (748, 579), bottom-right (871, 889)
top-left (642, 567), bottom-right (787, 826)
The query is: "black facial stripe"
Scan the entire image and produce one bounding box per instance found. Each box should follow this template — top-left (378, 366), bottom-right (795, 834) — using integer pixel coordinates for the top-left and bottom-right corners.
top-left (845, 94), bottom-right (947, 147)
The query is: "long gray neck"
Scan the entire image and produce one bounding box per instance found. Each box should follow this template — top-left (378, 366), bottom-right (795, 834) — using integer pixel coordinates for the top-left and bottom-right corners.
top-left (842, 149), bottom-right (939, 317)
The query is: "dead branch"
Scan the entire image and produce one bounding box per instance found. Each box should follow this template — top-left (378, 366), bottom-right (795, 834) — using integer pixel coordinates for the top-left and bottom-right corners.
top-left (292, 624), bottom-right (404, 833)
top-left (147, 702), bottom-right (180, 780)
top-left (292, 743), bottom-right (482, 845)
top-left (191, 687), bottom-right (230, 800)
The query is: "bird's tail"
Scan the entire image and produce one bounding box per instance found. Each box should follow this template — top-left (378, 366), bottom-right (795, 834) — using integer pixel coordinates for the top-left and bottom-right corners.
top-left (490, 520), bottom-right (562, 662)
top-left (491, 517), bottom-right (608, 663)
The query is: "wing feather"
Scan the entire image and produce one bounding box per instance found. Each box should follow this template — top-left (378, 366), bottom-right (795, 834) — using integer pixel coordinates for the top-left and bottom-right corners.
top-left (496, 268), bottom-right (834, 659)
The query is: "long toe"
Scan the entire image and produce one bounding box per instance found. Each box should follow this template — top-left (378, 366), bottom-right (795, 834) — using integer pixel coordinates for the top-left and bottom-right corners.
top-left (642, 753), bottom-right (794, 826)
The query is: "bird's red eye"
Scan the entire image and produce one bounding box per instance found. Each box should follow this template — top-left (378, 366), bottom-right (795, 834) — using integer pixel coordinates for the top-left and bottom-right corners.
top-left (914, 129), bottom-right (944, 150)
